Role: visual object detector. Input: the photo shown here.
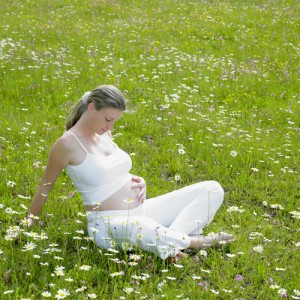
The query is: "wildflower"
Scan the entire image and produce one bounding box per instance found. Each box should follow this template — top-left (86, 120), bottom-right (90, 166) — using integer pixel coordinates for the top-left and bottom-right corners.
top-left (24, 231), bottom-right (40, 239)
top-left (270, 204), bottom-right (284, 210)
top-left (226, 253), bottom-right (236, 258)
top-left (75, 286), bottom-right (87, 293)
top-left (89, 227), bottom-right (99, 233)
top-left (3, 290), bottom-right (14, 294)
top-left (141, 273), bottom-right (151, 280)
top-left (201, 269), bottom-right (210, 273)
top-left (249, 232), bottom-right (263, 239)
top-left (55, 288), bottom-right (70, 299)
top-left (210, 289), bottom-right (219, 295)
top-left (236, 274), bottom-right (243, 282)
top-left (123, 198), bottom-right (134, 203)
top-left (294, 289), bottom-right (300, 296)
top-left (251, 167), bottom-right (259, 172)
top-left (129, 254), bottom-right (141, 261)
top-left (174, 174), bottom-right (181, 181)
top-left (178, 148), bottom-right (185, 155)
top-left (65, 278), bottom-right (74, 282)
top-left (173, 263), bottom-right (184, 268)
top-left (290, 211), bottom-right (300, 219)
top-left (123, 287), bottom-right (134, 294)
top-left (226, 206), bottom-right (245, 213)
top-left (110, 271), bottom-right (124, 277)
top-left (22, 242), bottom-right (36, 251)
top-left (263, 237), bottom-right (272, 243)
top-left (136, 233), bottom-right (143, 240)
top-left (275, 267), bottom-right (286, 271)
top-left (5, 207), bottom-right (18, 215)
top-left (199, 250), bottom-right (207, 257)
top-left (79, 264), bottom-right (91, 271)
top-left (20, 203), bottom-right (28, 209)
top-left (20, 218), bottom-right (32, 227)
top-left (278, 288), bottom-right (288, 298)
top-left (158, 280), bottom-right (167, 291)
top-left (270, 284), bottom-right (280, 289)
top-left (6, 180), bottom-right (16, 187)
top-left (218, 240), bottom-right (228, 245)
top-left (252, 245), bottom-right (263, 253)
top-left (166, 276), bottom-right (177, 280)
top-left (42, 291), bottom-right (51, 297)
top-left (28, 213), bottom-right (39, 220)
top-left (54, 256), bottom-right (63, 260)
top-left (0, 250), bottom-right (3, 255)
top-left (54, 268), bottom-right (65, 277)
top-left (108, 247), bottom-right (119, 253)
top-left (213, 143), bottom-right (223, 147)
top-left (106, 238), bottom-right (115, 247)
top-left (88, 294), bottom-right (97, 299)
top-left (222, 289), bottom-right (232, 293)
top-left (230, 150), bottom-right (238, 157)
top-left (121, 242), bottom-right (133, 251)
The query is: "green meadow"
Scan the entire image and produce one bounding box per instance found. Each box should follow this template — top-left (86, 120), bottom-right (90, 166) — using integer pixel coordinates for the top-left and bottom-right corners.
top-left (0, 0), bottom-right (299, 299)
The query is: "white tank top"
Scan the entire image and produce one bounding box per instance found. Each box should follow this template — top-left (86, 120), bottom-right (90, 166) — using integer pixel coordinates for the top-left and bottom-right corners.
top-left (66, 132), bottom-right (132, 205)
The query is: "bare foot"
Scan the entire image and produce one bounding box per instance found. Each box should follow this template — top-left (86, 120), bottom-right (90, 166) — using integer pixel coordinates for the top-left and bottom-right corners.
top-left (189, 232), bottom-right (236, 248)
top-left (167, 251), bottom-right (188, 264)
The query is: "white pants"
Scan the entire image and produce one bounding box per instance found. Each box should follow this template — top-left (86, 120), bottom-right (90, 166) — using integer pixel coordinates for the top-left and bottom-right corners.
top-left (86, 180), bottom-right (224, 259)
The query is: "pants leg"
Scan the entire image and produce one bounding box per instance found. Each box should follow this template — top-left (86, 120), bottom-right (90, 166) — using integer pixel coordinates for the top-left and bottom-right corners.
top-left (86, 206), bottom-right (190, 260)
top-left (144, 180), bottom-right (224, 234)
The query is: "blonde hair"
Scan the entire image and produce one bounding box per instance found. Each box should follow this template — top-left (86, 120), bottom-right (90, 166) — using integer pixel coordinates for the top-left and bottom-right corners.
top-left (66, 85), bottom-right (126, 130)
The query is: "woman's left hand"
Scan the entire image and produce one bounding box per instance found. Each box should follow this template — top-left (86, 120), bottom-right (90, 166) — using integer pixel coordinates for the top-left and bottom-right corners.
top-left (131, 175), bottom-right (147, 204)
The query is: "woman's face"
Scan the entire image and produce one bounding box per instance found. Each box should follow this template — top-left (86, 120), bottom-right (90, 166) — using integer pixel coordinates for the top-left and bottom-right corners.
top-left (89, 106), bottom-right (123, 135)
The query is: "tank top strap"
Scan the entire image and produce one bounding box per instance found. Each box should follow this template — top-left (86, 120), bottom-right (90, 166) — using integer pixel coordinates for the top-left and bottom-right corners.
top-left (68, 131), bottom-right (88, 153)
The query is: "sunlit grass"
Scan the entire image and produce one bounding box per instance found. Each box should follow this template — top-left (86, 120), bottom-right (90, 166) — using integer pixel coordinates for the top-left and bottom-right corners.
top-left (0, 0), bottom-right (299, 299)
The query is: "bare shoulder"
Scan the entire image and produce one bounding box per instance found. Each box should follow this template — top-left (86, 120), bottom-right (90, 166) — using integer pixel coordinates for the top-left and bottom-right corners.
top-left (51, 134), bottom-right (74, 154)
top-left (48, 133), bottom-right (77, 165)
top-left (54, 132), bottom-right (77, 152)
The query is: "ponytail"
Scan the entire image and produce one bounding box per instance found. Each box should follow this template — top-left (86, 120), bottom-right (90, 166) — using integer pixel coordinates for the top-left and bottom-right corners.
top-left (65, 99), bottom-right (86, 131)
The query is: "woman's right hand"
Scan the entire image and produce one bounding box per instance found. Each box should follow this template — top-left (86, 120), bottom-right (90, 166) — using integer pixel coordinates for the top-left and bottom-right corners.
top-left (131, 175), bottom-right (147, 204)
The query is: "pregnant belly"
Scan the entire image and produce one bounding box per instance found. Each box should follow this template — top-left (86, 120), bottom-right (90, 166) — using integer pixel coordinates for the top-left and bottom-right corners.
top-left (85, 179), bottom-right (141, 211)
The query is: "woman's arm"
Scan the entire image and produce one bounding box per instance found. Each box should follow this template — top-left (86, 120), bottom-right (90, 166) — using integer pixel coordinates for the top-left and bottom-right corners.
top-left (29, 137), bottom-right (70, 219)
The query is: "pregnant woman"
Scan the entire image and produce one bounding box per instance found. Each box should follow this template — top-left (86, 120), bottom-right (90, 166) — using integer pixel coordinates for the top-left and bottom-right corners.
top-left (29, 85), bottom-right (234, 260)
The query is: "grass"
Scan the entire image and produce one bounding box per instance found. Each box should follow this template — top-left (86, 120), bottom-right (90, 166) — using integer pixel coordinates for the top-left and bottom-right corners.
top-left (0, 0), bottom-right (299, 299)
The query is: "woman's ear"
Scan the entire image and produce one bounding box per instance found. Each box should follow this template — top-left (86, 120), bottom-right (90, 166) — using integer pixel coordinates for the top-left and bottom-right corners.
top-left (87, 102), bottom-right (95, 111)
